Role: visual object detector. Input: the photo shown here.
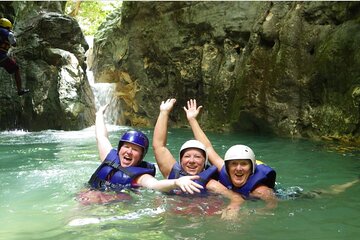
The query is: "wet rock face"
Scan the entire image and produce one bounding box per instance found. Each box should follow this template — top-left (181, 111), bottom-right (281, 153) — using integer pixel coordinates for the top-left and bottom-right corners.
top-left (92, 1), bottom-right (359, 142)
top-left (0, 2), bottom-right (95, 130)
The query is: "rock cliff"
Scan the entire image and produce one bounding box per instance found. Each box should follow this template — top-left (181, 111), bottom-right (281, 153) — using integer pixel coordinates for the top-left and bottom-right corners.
top-left (0, 1), bottom-right (95, 130)
top-left (92, 1), bottom-right (360, 142)
top-left (1, 1), bottom-right (359, 143)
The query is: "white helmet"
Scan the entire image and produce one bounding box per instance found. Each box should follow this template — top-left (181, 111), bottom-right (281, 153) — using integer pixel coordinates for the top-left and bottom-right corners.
top-left (224, 145), bottom-right (256, 174)
top-left (179, 140), bottom-right (208, 167)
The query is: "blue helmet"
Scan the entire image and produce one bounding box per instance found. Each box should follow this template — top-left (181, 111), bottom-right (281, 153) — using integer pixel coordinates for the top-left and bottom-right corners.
top-left (117, 130), bottom-right (149, 159)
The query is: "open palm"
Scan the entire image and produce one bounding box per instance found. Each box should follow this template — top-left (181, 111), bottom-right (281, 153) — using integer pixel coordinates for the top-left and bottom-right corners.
top-left (160, 98), bottom-right (176, 112)
top-left (184, 99), bottom-right (202, 120)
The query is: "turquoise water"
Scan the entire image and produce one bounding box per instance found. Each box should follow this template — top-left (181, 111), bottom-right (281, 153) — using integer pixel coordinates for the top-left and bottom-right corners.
top-left (0, 127), bottom-right (359, 240)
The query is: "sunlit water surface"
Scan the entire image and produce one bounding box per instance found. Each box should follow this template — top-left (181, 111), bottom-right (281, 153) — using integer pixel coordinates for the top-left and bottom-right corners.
top-left (0, 127), bottom-right (359, 240)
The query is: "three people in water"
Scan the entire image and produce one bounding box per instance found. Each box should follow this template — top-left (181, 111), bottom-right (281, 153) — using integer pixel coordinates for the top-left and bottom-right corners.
top-left (78, 104), bottom-right (205, 205)
top-left (82, 98), bottom-right (358, 219)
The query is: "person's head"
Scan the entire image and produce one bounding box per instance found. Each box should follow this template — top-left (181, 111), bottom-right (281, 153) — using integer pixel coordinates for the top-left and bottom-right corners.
top-left (0, 18), bottom-right (12, 30)
top-left (179, 140), bottom-right (208, 175)
top-left (117, 130), bottom-right (149, 167)
top-left (224, 145), bottom-right (256, 188)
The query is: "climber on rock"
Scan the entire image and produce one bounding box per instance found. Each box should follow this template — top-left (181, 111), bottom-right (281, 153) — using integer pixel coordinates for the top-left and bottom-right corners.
top-left (0, 17), bottom-right (29, 96)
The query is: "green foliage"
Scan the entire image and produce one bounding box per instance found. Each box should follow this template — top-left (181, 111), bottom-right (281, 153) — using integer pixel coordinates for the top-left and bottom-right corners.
top-left (65, 0), bottom-right (122, 36)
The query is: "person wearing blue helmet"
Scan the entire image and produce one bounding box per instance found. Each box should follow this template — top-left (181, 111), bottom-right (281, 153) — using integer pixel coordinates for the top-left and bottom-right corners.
top-left (0, 18), bottom-right (29, 96)
top-left (81, 104), bottom-right (204, 205)
top-left (153, 99), bottom-right (245, 219)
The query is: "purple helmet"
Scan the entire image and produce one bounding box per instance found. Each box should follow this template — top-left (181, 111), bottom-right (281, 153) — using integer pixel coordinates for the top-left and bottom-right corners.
top-left (117, 130), bottom-right (149, 159)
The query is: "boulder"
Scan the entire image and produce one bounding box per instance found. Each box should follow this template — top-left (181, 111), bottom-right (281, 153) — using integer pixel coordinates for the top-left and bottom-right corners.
top-left (0, 2), bottom-right (95, 130)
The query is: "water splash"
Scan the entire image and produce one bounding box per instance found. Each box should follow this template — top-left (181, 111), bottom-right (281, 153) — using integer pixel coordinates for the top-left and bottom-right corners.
top-left (68, 206), bottom-right (165, 226)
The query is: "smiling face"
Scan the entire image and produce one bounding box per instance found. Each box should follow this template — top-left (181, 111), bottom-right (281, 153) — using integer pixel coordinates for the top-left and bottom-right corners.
top-left (180, 148), bottom-right (206, 175)
top-left (226, 159), bottom-right (252, 188)
top-left (118, 142), bottom-right (143, 167)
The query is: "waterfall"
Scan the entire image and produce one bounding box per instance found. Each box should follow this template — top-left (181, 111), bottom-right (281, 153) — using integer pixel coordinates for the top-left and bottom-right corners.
top-left (88, 71), bottom-right (122, 124)
top-left (85, 36), bottom-right (122, 125)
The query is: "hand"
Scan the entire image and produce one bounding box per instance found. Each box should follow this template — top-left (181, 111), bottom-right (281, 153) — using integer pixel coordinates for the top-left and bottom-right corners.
top-left (175, 175), bottom-right (203, 194)
top-left (183, 99), bottom-right (202, 120)
top-left (7, 49), bottom-right (14, 58)
top-left (96, 104), bottom-right (109, 116)
top-left (220, 207), bottom-right (239, 220)
top-left (160, 98), bottom-right (176, 112)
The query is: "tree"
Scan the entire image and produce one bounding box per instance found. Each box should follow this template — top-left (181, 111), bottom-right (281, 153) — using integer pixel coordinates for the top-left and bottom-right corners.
top-left (65, 0), bottom-right (122, 36)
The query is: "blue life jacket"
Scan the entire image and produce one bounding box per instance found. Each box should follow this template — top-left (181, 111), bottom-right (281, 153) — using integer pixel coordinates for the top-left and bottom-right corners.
top-left (0, 28), bottom-right (10, 55)
top-left (219, 162), bottom-right (276, 199)
top-left (168, 162), bottom-right (218, 194)
top-left (88, 149), bottom-right (156, 192)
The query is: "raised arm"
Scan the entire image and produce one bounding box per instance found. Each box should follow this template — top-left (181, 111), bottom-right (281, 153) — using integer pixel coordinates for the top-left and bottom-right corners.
top-left (184, 99), bottom-right (224, 171)
top-left (95, 104), bottom-right (112, 161)
top-left (136, 174), bottom-right (203, 194)
top-left (152, 99), bottom-right (178, 178)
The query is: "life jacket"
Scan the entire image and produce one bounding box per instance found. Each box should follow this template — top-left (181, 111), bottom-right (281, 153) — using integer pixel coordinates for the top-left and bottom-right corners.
top-left (88, 149), bottom-right (156, 192)
top-left (0, 28), bottom-right (11, 54)
top-left (168, 162), bottom-right (218, 193)
top-left (219, 162), bottom-right (276, 199)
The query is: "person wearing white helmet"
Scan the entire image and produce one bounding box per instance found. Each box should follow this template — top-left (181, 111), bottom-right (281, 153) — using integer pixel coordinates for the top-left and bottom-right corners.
top-left (184, 99), bottom-right (277, 208)
top-left (153, 98), bottom-right (245, 219)
top-left (0, 18), bottom-right (29, 96)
